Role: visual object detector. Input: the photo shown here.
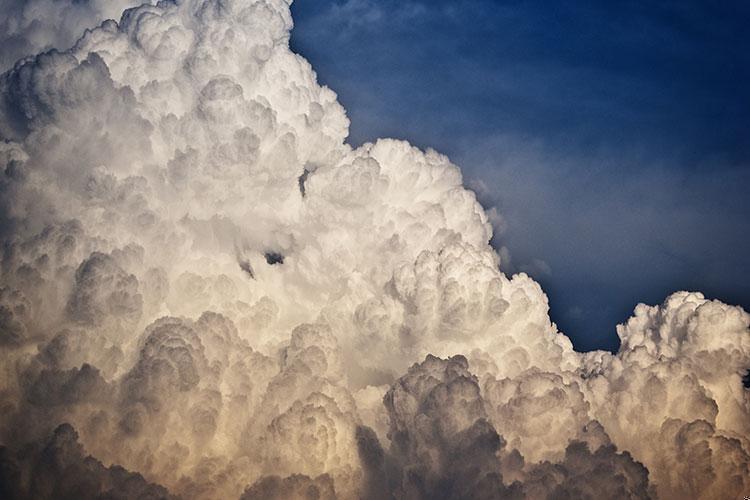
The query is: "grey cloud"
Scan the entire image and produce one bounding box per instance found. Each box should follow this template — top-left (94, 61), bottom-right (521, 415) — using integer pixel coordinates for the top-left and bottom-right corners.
top-left (0, 423), bottom-right (172, 500)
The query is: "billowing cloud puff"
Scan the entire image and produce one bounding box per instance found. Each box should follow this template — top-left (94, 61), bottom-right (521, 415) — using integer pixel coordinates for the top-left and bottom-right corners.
top-left (0, 423), bottom-right (172, 499)
top-left (581, 292), bottom-right (750, 499)
top-left (0, 0), bottom-right (748, 499)
top-left (0, 0), bottom-right (146, 72)
top-left (241, 473), bottom-right (336, 500)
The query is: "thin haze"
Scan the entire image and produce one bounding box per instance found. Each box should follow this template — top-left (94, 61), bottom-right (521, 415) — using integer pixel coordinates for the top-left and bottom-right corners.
top-left (289, 0), bottom-right (750, 351)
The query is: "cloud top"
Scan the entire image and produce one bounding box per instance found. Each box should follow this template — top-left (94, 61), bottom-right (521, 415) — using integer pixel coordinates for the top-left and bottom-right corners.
top-left (0, 0), bottom-right (748, 498)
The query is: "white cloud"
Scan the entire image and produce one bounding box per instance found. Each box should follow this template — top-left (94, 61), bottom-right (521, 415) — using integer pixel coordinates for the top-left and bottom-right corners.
top-left (0, 1), bottom-right (748, 499)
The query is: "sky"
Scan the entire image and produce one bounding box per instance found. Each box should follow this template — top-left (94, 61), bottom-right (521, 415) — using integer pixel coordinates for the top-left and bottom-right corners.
top-left (2, 1), bottom-right (750, 497)
top-left (289, 0), bottom-right (750, 351)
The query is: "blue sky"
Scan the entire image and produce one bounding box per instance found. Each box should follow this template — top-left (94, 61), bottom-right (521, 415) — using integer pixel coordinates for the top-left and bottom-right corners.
top-left (290, 0), bottom-right (750, 351)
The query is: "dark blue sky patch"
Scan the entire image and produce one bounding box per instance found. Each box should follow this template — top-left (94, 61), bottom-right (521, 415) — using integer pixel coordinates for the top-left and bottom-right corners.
top-left (291, 0), bottom-right (750, 351)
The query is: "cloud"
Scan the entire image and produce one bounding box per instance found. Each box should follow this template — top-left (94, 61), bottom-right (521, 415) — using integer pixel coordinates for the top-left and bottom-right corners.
top-left (0, 423), bottom-right (173, 499)
top-left (0, 1), bottom-right (748, 499)
top-left (0, 0), bottom-right (149, 72)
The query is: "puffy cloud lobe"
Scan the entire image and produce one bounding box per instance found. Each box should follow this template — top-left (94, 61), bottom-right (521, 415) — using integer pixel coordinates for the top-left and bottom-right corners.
top-left (241, 473), bottom-right (337, 500)
top-left (580, 292), bottom-right (750, 499)
top-left (482, 369), bottom-right (595, 463)
top-left (0, 0), bottom-right (748, 499)
top-left (0, 0), bottom-right (146, 72)
top-left (0, 423), bottom-right (172, 500)
top-left (67, 251), bottom-right (143, 330)
top-left (262, 392), bottom-right (361, 494)
top-left (367, 355), bottom-right (650, 500)
top-left (0, 287), bottom-right (28, 346)
top-left (649, 418), bottom-right (750, 499)
top-left (381, 355), bottom-right (514, 499)
top-left (520, 441), bottom-right (652, 500)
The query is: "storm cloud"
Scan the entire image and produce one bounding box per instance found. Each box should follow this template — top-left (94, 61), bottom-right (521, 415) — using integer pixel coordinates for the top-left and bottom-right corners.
top-left (0, 0), bottom-right (748, 499)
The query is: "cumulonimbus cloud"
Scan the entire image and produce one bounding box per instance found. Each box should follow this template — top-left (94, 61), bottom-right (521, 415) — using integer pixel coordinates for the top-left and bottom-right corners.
top-left (0, 0), bottom-right (748, 499)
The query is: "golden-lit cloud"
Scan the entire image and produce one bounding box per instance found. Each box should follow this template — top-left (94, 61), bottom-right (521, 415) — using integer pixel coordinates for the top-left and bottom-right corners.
top-left (0, 1), bottom-right (748, 498)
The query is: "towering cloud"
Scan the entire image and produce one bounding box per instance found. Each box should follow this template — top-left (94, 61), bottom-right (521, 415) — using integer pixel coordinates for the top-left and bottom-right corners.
top-left (0, 0), bottom-right (748, 498)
